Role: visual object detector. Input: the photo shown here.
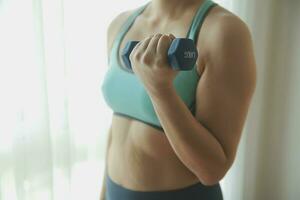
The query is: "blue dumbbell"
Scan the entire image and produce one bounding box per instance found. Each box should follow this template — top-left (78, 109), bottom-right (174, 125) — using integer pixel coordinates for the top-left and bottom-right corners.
top-left (121, 38), bottom-right (198, 71)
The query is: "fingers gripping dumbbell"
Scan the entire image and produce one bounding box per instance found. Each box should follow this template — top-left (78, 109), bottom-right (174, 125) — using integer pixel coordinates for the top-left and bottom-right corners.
top-left (121, 38), bottom-right (198, 71)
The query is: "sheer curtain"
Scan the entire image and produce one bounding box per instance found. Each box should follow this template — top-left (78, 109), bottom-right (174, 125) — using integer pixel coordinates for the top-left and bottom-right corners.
top-left (0, 0), bottom-right (113, 199)
top-left (1, 0), bottom-right (299, 200)
top-left (224, 1), bottom-right (300, 200)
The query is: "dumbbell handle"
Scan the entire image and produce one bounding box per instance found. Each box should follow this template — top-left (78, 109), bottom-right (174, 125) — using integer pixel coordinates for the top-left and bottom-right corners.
top-left (121, 38), bottom-right (198, 71)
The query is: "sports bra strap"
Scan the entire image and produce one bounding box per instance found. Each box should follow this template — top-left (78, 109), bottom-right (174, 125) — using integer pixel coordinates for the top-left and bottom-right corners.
top-left (186, 0), bottom-right (218, 41)
top-left (109, 3), bottom-right (149, 63)
top-left (109, 0), bottom-right (217, 64)
top-left (113, 0), bottom-right (217, 44)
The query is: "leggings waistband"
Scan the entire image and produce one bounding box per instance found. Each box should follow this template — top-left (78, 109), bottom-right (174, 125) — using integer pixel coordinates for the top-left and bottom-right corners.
top-left (105, 172), bottom-right (223, 200)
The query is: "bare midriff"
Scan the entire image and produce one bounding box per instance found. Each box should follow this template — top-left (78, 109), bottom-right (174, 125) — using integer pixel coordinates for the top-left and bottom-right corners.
top-left (106, 114), bottom-right (200, 192)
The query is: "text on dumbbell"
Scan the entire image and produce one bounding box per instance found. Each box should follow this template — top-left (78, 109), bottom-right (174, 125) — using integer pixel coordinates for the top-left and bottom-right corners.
top-left (184, 51), bottom-right (196, 59)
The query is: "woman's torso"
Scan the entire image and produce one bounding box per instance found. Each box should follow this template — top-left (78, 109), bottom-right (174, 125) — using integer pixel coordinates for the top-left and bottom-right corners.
top-left (104, 1), bottom-right (228, 191)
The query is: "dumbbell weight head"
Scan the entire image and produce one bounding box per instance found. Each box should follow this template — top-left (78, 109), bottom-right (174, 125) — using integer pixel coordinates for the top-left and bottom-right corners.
top-left (121, 38), bottom-right (198, 71)
top-left (121, 41), bottom-right (139, 70)
top-left (167, 38), bottom-right (198, 70)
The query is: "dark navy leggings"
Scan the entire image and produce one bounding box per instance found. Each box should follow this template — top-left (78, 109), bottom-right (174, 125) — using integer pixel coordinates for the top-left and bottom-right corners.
top-left (105, 172), bottom-right (223, 200)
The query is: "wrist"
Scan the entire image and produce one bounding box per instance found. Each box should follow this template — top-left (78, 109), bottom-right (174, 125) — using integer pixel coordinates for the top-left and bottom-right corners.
top-left (147, 84), bottom-right (176, 99)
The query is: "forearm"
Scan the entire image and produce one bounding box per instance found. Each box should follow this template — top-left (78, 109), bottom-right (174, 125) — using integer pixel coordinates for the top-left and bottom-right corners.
top-left (148, 87), bottom-right (228, 185)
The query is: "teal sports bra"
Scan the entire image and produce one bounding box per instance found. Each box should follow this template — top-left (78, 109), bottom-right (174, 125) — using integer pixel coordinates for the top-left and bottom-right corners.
top-left (101, 0), bottom-right (217, 132)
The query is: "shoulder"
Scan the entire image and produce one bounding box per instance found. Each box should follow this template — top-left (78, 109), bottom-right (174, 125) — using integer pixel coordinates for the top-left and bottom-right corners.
top-left (106, 10), bottom-right (133, 53)
top-left (107, 4), bottom-right (146, 53)
top-left (199, 7), bottom-right (256, 95)
top-left (202, 8), bottom-right (253, 65)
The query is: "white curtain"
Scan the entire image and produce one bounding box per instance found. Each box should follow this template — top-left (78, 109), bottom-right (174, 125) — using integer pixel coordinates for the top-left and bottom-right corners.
top-left (0, 0), bottom-right (299, 200)
top-left (0, 0), bottom-right (112, 199)
top-left (220, 0), bottom-right (300, 200)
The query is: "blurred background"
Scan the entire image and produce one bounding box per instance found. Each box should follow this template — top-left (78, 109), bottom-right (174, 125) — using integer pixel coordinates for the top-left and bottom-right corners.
top-left (0, 0), bottom-right (299, 199)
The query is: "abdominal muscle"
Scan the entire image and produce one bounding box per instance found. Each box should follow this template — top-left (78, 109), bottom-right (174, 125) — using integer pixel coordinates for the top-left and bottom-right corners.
top-left (107, 114), bottom-right (200, 191)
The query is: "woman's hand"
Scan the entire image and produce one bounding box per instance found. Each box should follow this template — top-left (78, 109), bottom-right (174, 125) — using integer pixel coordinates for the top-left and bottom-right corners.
top-left (129, 33), bottom-right (178, 96)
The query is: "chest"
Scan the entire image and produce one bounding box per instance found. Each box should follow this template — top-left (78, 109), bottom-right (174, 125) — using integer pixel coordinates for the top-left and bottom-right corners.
top-left (101, 51), bottom-right (200, 130)
top-left (101, 7), bottom-right (212, 129)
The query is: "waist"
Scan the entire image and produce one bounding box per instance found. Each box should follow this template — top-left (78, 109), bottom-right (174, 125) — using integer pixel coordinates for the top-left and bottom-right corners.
top-left (107, 114), bottom-right (202, 191)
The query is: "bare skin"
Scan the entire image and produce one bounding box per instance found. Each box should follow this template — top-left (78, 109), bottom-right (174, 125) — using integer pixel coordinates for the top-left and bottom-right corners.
top-left (100, 0), bottom-right (256, 199)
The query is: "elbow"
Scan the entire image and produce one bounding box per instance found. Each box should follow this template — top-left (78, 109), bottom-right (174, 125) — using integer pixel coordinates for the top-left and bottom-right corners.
top-left (196, 162), bottom-right (230, 186)
top-left (198, 171), bottom-right (226, 186)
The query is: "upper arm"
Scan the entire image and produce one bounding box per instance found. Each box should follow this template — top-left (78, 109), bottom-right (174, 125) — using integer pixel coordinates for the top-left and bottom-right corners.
top-left (195, 15), bottom-right (257, 168)
top-left (106, 11), bottom-right (133, 61)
